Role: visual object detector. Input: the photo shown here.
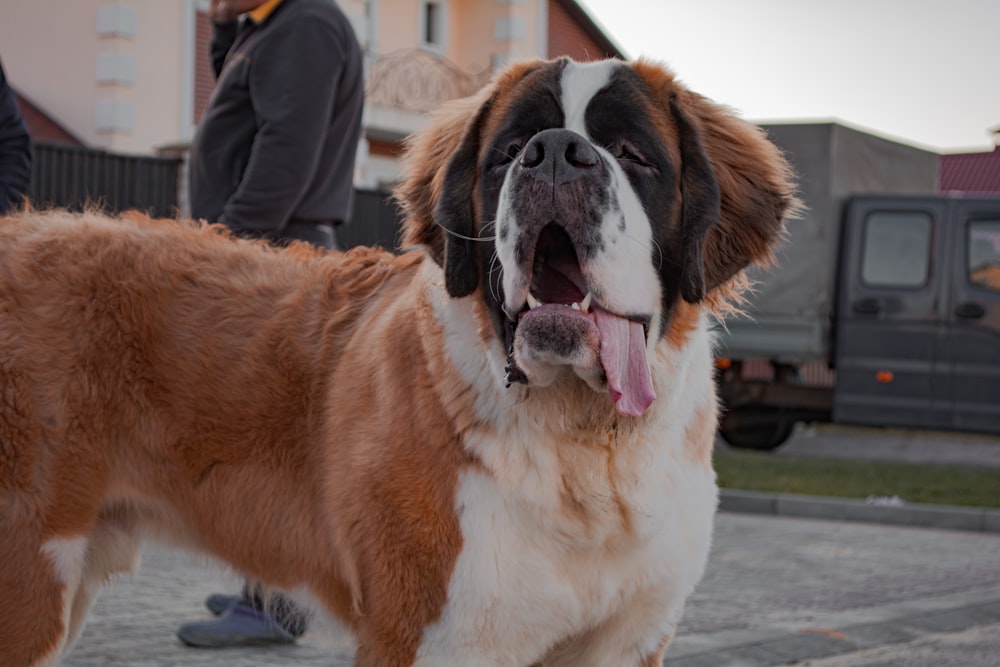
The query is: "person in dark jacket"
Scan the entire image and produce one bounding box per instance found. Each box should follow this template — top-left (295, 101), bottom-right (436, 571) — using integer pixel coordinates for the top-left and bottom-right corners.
top-left (187, 0), bottom-right (364, 249)
top-left (177, 0), bottom-right (364, 648)
top-left (0, 56), bottom-right (32, 215)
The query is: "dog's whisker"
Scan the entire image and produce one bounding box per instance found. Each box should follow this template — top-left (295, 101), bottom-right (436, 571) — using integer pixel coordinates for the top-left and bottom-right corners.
top-left (432, 215), bottom-right (497, 242)
top-left (492, 257), bottom-right (503, 303)
top-left (622, 231), bottom-right (664, 267)
top-left (487, 250), bottom-right (503, 303)
top-left (649, 237), bottom-right (665, 268)
top-left (489, 146), bottom-right (521, 162)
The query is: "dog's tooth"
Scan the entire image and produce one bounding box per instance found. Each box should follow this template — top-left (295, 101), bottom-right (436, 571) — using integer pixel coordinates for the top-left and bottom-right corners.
top-left (579, 292), bottom-right (593, 312)
top-left (527, 293), bottom-right (542, 309)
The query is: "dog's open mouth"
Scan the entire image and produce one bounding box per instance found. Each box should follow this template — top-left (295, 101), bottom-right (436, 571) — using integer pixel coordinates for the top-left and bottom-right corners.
top-left (508, 224), bottom-right (656, 417)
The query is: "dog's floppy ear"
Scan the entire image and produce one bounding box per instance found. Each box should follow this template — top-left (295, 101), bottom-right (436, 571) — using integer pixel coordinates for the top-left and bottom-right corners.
top-left (396, 89), bottom-right (494, 298)
top-left (633, 58), bottom-right (797, 303)
top-left (435, 99), bottom-right (495, 297)
top-left (674, 87), bottom-right (797, 302)
top-left (670, 98), bottom-right (721, 304)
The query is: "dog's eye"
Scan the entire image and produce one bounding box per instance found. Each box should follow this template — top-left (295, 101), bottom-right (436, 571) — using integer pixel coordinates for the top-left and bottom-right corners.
top-left (504, 141), bottom-right (524, 161)
top-left (488, 140), bottom-right (524, 170)
top-left (612, 141), bottom-right (648, 166)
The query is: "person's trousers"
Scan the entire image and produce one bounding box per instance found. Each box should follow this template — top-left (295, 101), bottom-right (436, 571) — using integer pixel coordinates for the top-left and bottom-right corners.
top-left (278, 220), bottom-right (339, 250)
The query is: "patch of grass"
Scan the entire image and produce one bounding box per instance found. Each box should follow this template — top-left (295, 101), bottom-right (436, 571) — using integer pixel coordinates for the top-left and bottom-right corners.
top-left (714, 449), bottom-right (1000, 509)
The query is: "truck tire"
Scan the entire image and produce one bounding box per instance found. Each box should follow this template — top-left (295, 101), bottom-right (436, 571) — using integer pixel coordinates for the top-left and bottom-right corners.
top-left (719, 409), bottom-right (796, 451)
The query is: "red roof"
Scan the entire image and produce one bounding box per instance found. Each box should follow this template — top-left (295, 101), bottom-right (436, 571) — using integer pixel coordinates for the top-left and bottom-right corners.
top-left (549, 0), bottom-right (627, 61)
top-left (14, 90), bottom-right (84, 147)
top-left (939, 146), bottom-right (1000, 195)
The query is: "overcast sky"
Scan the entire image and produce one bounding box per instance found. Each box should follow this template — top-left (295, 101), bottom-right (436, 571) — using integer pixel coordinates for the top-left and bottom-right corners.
top-left (578, 0), bottom-right (999, 153)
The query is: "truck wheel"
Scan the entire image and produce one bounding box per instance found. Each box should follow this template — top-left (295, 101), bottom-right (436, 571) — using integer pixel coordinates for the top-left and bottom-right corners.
top-left (719, 409), bottom-right (796, 451)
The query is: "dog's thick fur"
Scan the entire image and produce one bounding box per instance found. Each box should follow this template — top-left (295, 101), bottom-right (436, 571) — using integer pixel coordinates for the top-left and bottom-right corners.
top-left (0, 58), bottom-right (795, 667)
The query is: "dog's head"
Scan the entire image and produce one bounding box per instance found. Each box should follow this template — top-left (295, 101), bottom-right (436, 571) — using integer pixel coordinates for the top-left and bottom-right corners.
top-left (397, 58), bottom-right (796, 417)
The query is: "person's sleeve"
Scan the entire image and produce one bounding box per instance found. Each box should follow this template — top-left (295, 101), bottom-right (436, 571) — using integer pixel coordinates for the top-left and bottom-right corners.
top-left (0, 61), bottom-right (32, 215)
top-left (220, 20), bottom-right (344, 234)
top-left (210, 20), bottom-right (239, 79)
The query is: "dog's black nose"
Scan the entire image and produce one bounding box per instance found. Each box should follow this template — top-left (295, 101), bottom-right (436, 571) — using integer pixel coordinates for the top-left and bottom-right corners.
top-left (520, 129), bottom-right (600, 186)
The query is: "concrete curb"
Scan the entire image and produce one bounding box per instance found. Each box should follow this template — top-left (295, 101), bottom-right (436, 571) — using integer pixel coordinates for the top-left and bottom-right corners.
top-left (719, 489), bottom-right (1000, 534)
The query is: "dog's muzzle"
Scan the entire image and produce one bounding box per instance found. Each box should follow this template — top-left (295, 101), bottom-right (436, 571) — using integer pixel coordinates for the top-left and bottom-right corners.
top-left (498, 129), bottom-right (656, 417)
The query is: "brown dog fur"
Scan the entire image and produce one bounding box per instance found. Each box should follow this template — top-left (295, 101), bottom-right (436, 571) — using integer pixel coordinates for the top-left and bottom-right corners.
top-left (0, 210), bottom-right (479, 665)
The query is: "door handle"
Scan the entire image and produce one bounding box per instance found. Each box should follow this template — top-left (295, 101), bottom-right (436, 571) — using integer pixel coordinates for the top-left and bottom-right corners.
top-left (955, 302), bottom-right (986, 319)
top-left (852, 297), bottom-right (881, 315)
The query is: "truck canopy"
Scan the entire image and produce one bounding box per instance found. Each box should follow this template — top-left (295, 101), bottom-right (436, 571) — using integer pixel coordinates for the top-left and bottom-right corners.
top-left (718, 122), bottom-right (940, 362)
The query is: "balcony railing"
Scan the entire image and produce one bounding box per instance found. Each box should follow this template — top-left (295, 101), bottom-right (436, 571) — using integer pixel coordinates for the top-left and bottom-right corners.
top-left (365, 49), bottom-right (492, 114)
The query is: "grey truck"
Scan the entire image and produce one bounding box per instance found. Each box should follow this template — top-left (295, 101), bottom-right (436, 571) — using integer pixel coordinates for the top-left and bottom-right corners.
top-left (716, 123), bottom-right (1000, 449)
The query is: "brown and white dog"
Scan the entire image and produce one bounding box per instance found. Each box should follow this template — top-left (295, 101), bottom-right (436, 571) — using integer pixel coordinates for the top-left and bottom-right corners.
top-left (0, 58), bottom-right (795, 666)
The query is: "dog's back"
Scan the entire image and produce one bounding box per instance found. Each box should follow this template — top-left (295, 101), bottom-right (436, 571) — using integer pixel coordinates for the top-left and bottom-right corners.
top-left (0, 210), bottom-right (334, 505)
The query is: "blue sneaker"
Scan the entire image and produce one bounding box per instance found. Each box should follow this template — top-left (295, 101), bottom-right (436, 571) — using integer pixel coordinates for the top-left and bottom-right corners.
top-left (204, 592), bottom-right (242, 616)
top-left (176, 603), bottom-right (297, 648)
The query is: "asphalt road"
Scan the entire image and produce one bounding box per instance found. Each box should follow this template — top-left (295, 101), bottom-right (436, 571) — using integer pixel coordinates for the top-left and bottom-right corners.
top-left (756, 423), bottom-right (1000, 469)
top-left (59, 510), bottom-right (1000, 667)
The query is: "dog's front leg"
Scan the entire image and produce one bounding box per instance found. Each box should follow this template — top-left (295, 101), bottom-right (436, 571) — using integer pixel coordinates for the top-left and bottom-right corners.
top-left (639, 634), bottom-right (675, 667)
top-left (352, 643), bottom-right (512, 667)
top-left (535, 597), bottom-right (684, 667)
top-left (412, 653), bottom-right (514, 667)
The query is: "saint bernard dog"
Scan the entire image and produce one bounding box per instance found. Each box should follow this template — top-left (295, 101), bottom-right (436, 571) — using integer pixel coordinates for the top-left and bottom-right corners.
top-left (0, 57), bottom-right (795, 666)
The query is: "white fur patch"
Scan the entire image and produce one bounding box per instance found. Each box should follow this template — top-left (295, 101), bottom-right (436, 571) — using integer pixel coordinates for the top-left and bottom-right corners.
top-left (559, 59), bottom-right (618, 139)
top-left (41, 536), bottom-right (88, 585)
top-left (424, 264), bottom-right (517, 427)
top-left (562, 60), bottom-right (663, 328)
top-left (37, 536), bottom-right (88, 666)
top-left (586, 152), bottom-right (663, 330)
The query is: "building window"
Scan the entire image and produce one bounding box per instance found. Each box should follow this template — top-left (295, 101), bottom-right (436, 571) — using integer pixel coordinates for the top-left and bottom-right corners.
top-left (96, 4), bottom-right (137, 38)
top-left (420, 0), bottom-right (446, 51)
top-left (968, 220), bottom-right (1000, 292)
top-left (860, 211), bottom-right (933, 288)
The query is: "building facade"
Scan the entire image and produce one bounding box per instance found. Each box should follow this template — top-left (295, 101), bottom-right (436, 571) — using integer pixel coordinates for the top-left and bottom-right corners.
top-left (2, 0), bottom-right (624, 197)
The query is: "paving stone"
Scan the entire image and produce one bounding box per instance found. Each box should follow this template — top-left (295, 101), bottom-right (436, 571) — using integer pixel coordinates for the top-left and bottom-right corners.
top-left (60, 512), bottom-right (1000, 666)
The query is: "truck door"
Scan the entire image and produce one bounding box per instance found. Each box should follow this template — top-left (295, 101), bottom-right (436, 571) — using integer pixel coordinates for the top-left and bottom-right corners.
top-left (945, 199), bottom-right (1000, 434)
top-left (833, 197), bottom-right (949, 429)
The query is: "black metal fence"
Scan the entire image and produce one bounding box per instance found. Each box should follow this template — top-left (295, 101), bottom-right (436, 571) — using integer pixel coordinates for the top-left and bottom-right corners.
top-left (29, 142), bottom-right (182, 218)
top-left (26, 142), bottom-right (405, 249)
top-left (341, 188), bottom-right (404, 250)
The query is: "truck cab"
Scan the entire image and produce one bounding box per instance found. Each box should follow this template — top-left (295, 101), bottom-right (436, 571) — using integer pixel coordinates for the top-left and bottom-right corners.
top-left (834, 195), bottom-right (1000, 434)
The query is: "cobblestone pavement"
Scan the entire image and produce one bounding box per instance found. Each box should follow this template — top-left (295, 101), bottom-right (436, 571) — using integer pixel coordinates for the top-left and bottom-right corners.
top-left (802, 621), bottom-right (1000, 667)
top-left (665, 514), bottom-right (1000, 666)
top-left (62, 543), bottom-right (355, 667)
top-left (60, 512), bottom-right (1000, 666)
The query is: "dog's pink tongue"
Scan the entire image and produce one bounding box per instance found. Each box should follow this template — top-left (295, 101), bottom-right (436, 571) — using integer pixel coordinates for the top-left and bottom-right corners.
top-left (593, 308), bottom-right (656, 417)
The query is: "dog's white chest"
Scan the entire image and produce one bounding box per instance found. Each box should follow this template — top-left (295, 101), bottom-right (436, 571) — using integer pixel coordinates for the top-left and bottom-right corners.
top-left (414, 428), bottom-right (717, 667)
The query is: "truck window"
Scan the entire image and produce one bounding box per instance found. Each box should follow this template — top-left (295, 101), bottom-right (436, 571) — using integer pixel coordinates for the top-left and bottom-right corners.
top-left (860, 211), bottom-right (932, 288)
top-left (968, 220), bottom-right (1000, 292)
